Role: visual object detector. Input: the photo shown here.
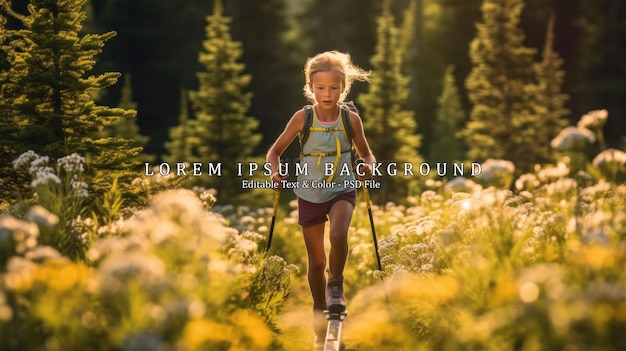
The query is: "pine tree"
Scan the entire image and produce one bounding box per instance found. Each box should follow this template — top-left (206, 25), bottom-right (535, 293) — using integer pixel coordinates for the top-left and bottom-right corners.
top-left (359, 0), bottom-right (422, 204)
top-left (0, 4), bottom-right (22, 204)
top-left (227, 0), bottom-right (304, 153)
top-left (164, 90), bottom-right (197, 164)
top-left (2, 0), bottom-right (140, 201)
top-left (429, 65), bottom-right (466, 166)
top-left (399, 0), bottom-right (418, 77)
top-left (190, 0), bottom-right (261, 200)
top-left (0, 5), bottom-right (11, 126)
top-left (461, 0), bottom-right (543, 172)
top-left (535, 11), bottom-right (569, 161)
top-left (98, 73), bottom-right (152, 164)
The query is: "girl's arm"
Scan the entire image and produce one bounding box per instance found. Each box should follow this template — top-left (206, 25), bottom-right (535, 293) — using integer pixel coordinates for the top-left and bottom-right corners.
top-left (266, 110), bottom-right (305, 183)
top-left (349, 111), bottom-right (376, 179)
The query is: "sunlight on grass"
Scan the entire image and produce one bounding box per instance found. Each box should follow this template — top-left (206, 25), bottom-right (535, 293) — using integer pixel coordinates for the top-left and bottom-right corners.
top-left (2, 129), bottom-right (626, 350)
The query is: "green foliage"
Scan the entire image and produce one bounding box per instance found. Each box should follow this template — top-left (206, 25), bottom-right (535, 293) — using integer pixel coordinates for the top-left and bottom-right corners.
top-left (3, 123), bottom-right (626, 351)
top-left (98, 73), bottom-right (153, 165)
top-left (429, 65), bottom-right (466, 166)
top-left (0, 5), bottom-right (24, 205)
top-left (0, 188), bottom-right (297, 350)
top-left (359, 0), bottom-right (422, 203)
top-left (222, 143), bottom-right (626, 350)
top-left (92, 177), bottom-right (122, 224)
top-left (11, 151), bottom-right (89, 260)
top-left (346, 174), bottom-right (625, 350)
top-left (0, 0), bottom-right (139, 204)
top-left (462, 0), bottom-right (545, 172)
top-left (189, 0), bottom-right (262, 201)
top-left (534, 12), bottom-right (570, 163)
top-left (163, 90), bottom-right (196, 165)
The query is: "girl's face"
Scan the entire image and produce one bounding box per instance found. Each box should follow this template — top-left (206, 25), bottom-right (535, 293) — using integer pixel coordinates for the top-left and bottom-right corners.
top-left (309, 71), bottom-right (344, 109)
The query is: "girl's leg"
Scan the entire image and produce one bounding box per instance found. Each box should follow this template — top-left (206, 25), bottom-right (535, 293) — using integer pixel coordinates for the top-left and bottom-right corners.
top-left (302, 221), bottom-right (327, 309)
top-left (327, 200), bottom-right (354, 282)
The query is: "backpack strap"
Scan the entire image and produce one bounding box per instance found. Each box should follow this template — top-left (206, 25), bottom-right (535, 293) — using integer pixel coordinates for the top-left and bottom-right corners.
top-left (340, 104), bottom-right (354, 146)
top-left (299, 103), bottom-right (359, 179)
top-left (299, 105), bottom-right (314, 147)
top-left (340, 102), bottom-right (358, 172)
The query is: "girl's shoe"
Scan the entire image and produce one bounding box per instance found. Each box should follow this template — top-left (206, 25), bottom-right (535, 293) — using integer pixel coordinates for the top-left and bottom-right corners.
top-left (326, 280), bottom-right (346, 313)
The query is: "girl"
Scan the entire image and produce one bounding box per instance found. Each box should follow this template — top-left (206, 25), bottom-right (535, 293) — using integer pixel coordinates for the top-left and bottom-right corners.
top-left (266, 51), bottom-right (376, 342)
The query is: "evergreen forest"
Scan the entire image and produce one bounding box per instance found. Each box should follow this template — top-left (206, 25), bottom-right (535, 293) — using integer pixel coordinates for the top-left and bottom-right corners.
top-left (1, 0), bottom-right (626, 350)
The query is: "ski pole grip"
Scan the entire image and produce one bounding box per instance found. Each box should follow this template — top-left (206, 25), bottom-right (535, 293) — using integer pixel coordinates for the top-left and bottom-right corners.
top-left (355, 158), bottom-right (365, 178)
top-left (356, 159), bottom-right (372, 206)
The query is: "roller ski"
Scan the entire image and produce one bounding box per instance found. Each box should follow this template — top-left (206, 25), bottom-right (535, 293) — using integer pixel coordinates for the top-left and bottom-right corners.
top-left (313, 279), bottom-right (347, 350)
top-left (322, 310), bottom-right (347, 351)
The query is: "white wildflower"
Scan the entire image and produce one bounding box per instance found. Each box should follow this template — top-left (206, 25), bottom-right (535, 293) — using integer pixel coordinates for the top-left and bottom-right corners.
top-left (3, 257), bottom-right (36, 291)
top-left (550, 126), bottom-right (596, 150)
top-left (28, 155), bottom-right (50, 173)
top-left (25, 205), bottom-right (59, 227)
top-left (57, 153), bottom-right (85, 173)
top-left (87, 235), bottom-right (146, 262)
top-left (542, 178), bottom-right (577, 196)
top-left (420, 263), bottom-right (435, 273)
top-left (71, 180), bottom-right (89, 197)
top-left (580, 182), bottom-right (611, 200)
top-left (239, 215), bottom-right (256, 225)
top-left (477, 159), bottom-right (515, 186)
top-left (12, 150), bottom-right (39, 170)
top-left (424, 179), bottom-right (443, 188)
top-left (482, 159), bottom-right (515, 176)
top-left (592, 148), bottom-right (626, 168)
top-left (576, 109), bottom-right (608, 129)
top-left (30, 167), bottom-right (61, 187)
top-left (537, 162), bottom-right (570, 182)
top-left (199, 189), bottom-right (217, 208)
top-left (0, 215), bottom-right (39, 253)
top-left (25, 246), bottom-right (63, 263)
top-left (98, 252), bottom-right (166, 294)
top-left (208, 258), bottom-right (230, 273)
top-left (515, 173), bottom-right (539, 191)
top-left (420, 190), bottom-right (443, 206)
top-left (241, 230), bottom-right (264, 243)
top-left (444, 177), bottom-right (478, 193)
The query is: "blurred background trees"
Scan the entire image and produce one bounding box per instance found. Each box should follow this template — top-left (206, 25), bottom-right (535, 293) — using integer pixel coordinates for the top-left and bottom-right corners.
top-left (359, 0), bottom-right (422, 203)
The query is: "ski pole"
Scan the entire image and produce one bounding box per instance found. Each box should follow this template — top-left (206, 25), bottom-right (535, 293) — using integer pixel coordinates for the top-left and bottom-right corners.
top-left (266, 189), bottom-right (280, 252)
top-left (357, 160), bottom-right (382, 272)
top-left (363, 186), bottom-right (382, 272)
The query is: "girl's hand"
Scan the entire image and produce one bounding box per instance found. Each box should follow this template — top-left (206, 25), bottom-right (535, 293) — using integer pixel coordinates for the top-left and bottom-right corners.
top-left (355, 160), bottom-right (372, 180)
top-left (270, 172), bottom-right (287, 191)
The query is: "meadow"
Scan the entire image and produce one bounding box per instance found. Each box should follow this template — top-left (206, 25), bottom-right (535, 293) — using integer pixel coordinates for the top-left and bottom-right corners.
top-left (1, 117), bottom-right (626, 350)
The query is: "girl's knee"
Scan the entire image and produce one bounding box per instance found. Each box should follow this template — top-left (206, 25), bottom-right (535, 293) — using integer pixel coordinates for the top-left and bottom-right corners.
top-left (308, 256), bottom-right (326, 273)
top-left (329, 231), bottom-right (348, 248)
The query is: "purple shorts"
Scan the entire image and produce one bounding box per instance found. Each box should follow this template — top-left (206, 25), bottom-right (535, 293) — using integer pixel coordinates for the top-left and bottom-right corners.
top-left (297, 190), bottom-right (357, 227)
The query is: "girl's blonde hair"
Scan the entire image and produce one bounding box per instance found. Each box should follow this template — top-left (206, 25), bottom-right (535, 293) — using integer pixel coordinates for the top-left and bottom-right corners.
top-left (303, 51), bottom-right (370, 103)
